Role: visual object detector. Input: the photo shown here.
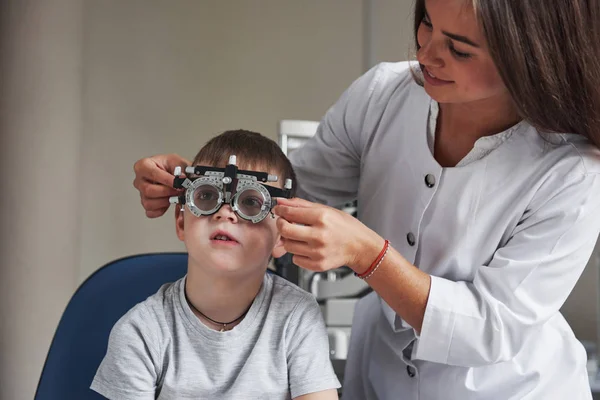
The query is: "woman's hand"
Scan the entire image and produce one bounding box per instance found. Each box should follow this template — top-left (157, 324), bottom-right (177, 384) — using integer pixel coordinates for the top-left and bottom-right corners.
top-left (275, 197), bottom-right (431, 331)
top-left (132, 154), bottom-right (190, 218)
top-left (273, 197), bottom-right (385, 273)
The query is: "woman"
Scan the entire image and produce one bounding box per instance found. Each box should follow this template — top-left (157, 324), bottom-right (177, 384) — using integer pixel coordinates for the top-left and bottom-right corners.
top-left (132, 0), bottom-right (600, 398)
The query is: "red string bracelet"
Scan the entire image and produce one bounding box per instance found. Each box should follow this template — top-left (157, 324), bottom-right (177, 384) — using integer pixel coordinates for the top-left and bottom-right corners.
top-left (355, 239), bottom-right (390, 280)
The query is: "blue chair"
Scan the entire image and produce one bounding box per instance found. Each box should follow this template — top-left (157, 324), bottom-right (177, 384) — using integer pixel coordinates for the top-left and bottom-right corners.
top-left (34, 252), bottom-right (189, 400)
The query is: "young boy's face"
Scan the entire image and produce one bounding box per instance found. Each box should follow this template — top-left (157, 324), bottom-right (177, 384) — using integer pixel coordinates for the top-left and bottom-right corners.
top-left (175, 163), bottom-right (286, 277)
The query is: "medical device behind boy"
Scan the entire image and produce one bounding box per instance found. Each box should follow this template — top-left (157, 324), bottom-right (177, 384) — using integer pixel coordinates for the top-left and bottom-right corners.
top-left (169, 155), bottom-right (293, 223)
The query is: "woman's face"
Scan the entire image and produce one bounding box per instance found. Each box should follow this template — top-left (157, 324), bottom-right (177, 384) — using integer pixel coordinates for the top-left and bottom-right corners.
top-left (416, 0), bottom-right (508, 105)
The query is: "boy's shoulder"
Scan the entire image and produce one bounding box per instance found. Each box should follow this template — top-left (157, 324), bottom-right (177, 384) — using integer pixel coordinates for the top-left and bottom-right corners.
top-left (269, 273), bottom-right (317, 307)
top-left (141, 278), bottom-right (181, 316)
top-left (266, 274), bottom-right (322, 326)
top-left (111, 279), bottom-right (181, 338)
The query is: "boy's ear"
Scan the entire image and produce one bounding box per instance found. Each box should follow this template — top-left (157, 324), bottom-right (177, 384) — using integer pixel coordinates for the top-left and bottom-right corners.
top-left (271, 236), bottom-right (286, 259)
top-left (175, 205), bottom-right (185, 241)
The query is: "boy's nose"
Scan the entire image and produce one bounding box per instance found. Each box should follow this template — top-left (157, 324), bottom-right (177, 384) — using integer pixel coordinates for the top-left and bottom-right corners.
top-left (212, 203), bottom-right (238, 223)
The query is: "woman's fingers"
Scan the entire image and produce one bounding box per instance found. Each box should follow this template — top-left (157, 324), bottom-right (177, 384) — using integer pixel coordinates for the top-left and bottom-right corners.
top-left (163, 153), bottom-right (191, 176)
top-left (280, 238), bottom-right (313, 257)
top-left (133, 154), bottom-right (189, 218)
top-left (133, 153), bottom-right (189, 194)
top-left (274, 197), bottom-right (325, 208)
top-left (280, 239), bottom-right (328, 271)
top-left (134, 157), bottom-right (175, 188)
top-left (273, 204), bottom-right (328, 226)
top-left (291, 254), bottom-right (324, 272)
top-left (140, 196), bottom-right (172, 213)
top-left (137, 179), bottom-right (181, 199)
top-left (276, 216), bottom-right (326, 244)
top-left (146, 207), bottom-right (169, 219)
top-left (134, 179), bottom-right (181, 218)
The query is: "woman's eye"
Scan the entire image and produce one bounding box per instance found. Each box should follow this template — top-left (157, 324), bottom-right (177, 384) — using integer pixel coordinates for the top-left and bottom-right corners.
top-left (449, 42), bottom-right (472, 59)
top-left (421, 16), bottom-right (432, 28)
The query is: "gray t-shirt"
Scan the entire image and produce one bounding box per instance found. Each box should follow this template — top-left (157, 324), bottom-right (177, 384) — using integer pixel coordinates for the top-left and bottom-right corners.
top-left (91, 273), bottom-right (340, 400)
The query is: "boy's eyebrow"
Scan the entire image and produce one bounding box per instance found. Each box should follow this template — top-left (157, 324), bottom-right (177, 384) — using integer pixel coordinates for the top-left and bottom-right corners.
top-left (424, 9), bottom-right (481, 48)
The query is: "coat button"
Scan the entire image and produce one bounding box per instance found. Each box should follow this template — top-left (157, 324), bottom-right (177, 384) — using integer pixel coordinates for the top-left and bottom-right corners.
top-left (407, 232), bottom-right (416, 246)
top-left (425, 174), bottom-right (436, 188)
top-left (407, 365), bottom-right (416, 378)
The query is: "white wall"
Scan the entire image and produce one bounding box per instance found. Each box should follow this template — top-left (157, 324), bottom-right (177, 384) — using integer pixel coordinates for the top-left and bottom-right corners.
top-left (0, 1), bottom-right (83, 399)
top-left (0, 0), bottom-right (597, 398)
top-left (78, 0), bottom-right (364, 283)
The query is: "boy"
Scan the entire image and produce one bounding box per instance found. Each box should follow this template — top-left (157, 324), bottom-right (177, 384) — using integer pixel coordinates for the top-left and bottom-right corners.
top-left (91, 130), bottom-right (340, 399)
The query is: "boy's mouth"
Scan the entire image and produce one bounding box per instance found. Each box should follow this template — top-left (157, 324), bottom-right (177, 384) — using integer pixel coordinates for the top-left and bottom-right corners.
top-left (210, 230), bottom-right (239, 244)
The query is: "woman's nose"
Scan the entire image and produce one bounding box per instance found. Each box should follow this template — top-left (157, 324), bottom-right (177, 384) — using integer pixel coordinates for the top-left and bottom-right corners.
top-left (417, 38), bottom-right (444, 69)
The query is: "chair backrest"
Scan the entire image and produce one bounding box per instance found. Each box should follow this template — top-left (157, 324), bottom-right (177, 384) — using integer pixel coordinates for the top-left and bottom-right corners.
top-left (35, 252), bottom-right (188, 400)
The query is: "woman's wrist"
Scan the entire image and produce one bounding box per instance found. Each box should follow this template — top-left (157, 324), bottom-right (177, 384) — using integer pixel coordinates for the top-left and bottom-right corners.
top-left (350, 231), bottom-right (387, 275)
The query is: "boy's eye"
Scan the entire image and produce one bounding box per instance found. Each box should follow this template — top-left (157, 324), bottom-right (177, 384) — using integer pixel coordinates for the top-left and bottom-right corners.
top-left (242, 197), bottom-right (262, 207)
top-left (237, 189), bottom-right (265, 216)
top-left (194, 186), bottom-right (221, 210)
top-left (198, 191), bottom-right (215, 200)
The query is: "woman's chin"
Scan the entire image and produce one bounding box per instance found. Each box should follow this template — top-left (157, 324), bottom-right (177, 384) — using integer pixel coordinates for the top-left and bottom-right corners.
top-left (423, 85), bottom-right (455, 104)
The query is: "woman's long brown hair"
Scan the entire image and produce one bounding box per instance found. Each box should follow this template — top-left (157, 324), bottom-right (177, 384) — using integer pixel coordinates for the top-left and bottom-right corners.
top-left (413, 0), bottom-right (600, 148)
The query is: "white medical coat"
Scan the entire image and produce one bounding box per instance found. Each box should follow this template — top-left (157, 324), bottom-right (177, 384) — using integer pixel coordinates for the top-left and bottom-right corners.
top-left (289, 61), bottom-right (600, 399)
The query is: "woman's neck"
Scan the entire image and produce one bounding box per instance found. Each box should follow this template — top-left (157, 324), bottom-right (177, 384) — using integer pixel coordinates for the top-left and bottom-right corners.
top-left (434, 94), bottom-right (522, 167)
top-left (438, 94), bottom-right (521, 140)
